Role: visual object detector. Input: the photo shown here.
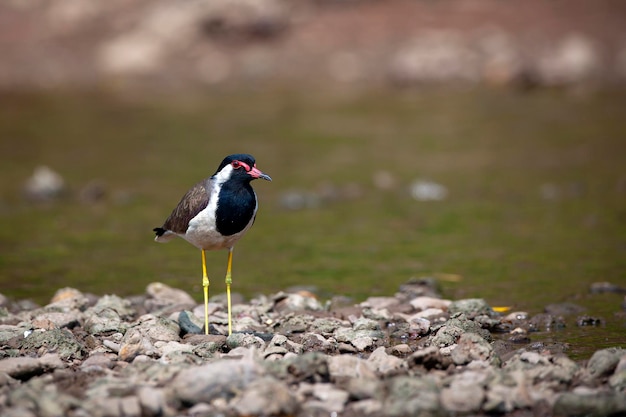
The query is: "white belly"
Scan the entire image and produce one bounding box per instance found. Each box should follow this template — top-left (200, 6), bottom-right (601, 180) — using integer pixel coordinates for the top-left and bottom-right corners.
top-left (183, 204), bottom-right (254, 250)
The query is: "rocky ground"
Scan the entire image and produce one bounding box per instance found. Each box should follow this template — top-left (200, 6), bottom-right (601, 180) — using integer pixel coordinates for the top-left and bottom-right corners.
top-left (0, 279), bottom-right (624, 417)
top-left (1, 0), bottom-right (626, 90)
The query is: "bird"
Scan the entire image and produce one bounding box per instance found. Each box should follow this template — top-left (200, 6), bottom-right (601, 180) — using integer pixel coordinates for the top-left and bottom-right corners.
top-left (153, 154), bottom-right (271, 335)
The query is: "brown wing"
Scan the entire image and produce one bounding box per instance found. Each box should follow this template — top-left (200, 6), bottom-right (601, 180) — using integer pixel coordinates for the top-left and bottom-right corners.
top-left (162, 178), bottom-right (212, 234)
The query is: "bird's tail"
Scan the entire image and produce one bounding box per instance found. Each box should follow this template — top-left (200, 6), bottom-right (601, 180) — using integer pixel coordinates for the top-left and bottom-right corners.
top-left (153, 227), bottom-right (175, 242)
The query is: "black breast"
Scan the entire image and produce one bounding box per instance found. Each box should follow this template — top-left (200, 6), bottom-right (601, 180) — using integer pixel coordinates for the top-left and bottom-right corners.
top-left (215, 182), bottom-right (257, 236)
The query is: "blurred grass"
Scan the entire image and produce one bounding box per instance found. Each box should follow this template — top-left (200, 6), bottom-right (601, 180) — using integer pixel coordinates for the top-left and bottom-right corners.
top-left (0, 87), bottom-right (624, 358)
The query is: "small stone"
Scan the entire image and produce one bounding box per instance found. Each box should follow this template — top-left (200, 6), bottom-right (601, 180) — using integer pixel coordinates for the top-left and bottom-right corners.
top-left (19, 328), bottom-right (85, 360)
top-left (226, 332), bottom-right (265, 349)
top-left (32, 312), bottom-right (80, 329)
top-left (408, 345), bottom-right (453, 370)
top-left (137, 386), bottom-right (167, 417)
top-left (448, 298), bottom-right (493, 317)
top-left (391, 344), bottom-right (412, 356)
top-left (451, 332), bottom-right (496, 365)
top-left (367, 346), bottom-right (406, 376)
top-left (409, 296), bottom-right (451, 311)
top-left (272, 291), bottom-right (323, 312)
top-left (118, 329), bottom-right (157, 362)
top-left (23, 166), bottom-right (66, 202)
top-left (146, 282), bottom-right (196, 307)
top-left (0, 353), bottom-right (66, 380)
top-left (328, 355), bottom-right (377, 380)
top-left (587, 347), bottom-right (625, 379)
top-left (384, 375), bottom-right (441, 416)
top-left (305, 383), bottom-right (349, 414)
top-left (348, 398), bottom-right (383, 415)
top-left (170, 356), bottom-right (265, 405)
top-left (589, 281), bottom-right (626, 294)
top-left (440, 373), bottom-right (485, 413)
top-left (119, 396), bottom-right (141, 417)
top-left (554, 391), bottom-right (626, 417)
top-left (576, 315), bottom-right (604, 326)
top-left (80, 353), bottom-right (115, 371)
top-left (528, 313), bottom-right (566, 331)
top-left (351, 336), bottom-right (375, 351)
top-left (233, 376), bottom-right (299, 416)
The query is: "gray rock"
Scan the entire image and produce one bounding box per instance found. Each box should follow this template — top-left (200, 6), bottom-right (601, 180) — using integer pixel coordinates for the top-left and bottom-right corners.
top-left (504, 351), bottom-right (579, 384)
top-left (0, 325), bottom-right (27, 344)
top-left (32, 311), bottom-right (81, 329)
top-left (177, 310), bottom-right (204, 335)
top-left (347, 398), bottom-right (384, 415)
top-left (272, 291), bottom-right (323, 312)
top-left (334, 317), bottom-right (384, 347)
top-left (528, 313), bottom-right (566, 331)
top-left (448, 298), bottom-right (493, 317)
top-left (226, 332), bottom-right (266, 349)
top-left (277, 314), bottom-right (313, 334)
top-left (0, 353), bottom-right (65, 380)
top-left (361, 296), bottom-right (400, 310)
top-left (23, 166), bottom-right (65, 202)
top-left (430, 313), bottom-right (491, 347)
top-left (232, 376), bottom-right (299, 416)
top-left (309, 317), bottom-right (344, 334)
top-left (367, 346), bottom-right (407, 376)
top-left (48, 287), bottom-right (92, 310)
top-left (408, 345), bottom-right (453, 370)
top-left (7, 374), bottom-right (78, 417)
top-left (170, 355), bottom-right (265, 405)
top-left (271, 351), bottom-right (329, 383)
top-left (350, 336), bottom-right (375, 351)
top-left (451, 332), bottom-right (497, 365)
top-left (137, 386), bottom-right (168, 417)
top-left (80, 352), bottom-right (115, 371)
top-left (300, 332), bottom-right (337, 354)
top-left (303, 383), bottom-right (350, 414)
top-left (409, 296), bottom-right (451, 311)
top-left (587, 347), bottom-right (625, 379)
top-left (118, 328), bottom-right (157, 362)
top-left (186, 334), bottom-right (226, 359)
top-left (145, 282), bottom-right (196, 312)
top-left (404, 314), bottom-right (432, 334)
top-left (483, 370), bottom-right (532, 413)
top-left (441, 371), bottom-right (486, 413)
top-left (84, 295), bottom-right (135, 335)
top-left (554, 390), bottom-right (626, 417)
top-left (135, 315), bottom-right (181, 342)
top-left (155, 340), bottom-right (196, 363)
top-left (19, 328), bottom-right (85, 360)
top-left (343, 377), bottom-right (383, 401)
top-left (328, 354), bottom-right (377, 380)
top-left (384, 375), bottom-right (441, 416)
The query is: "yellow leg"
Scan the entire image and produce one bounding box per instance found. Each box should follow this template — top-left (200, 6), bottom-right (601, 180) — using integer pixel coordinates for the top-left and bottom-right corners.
top-left (225, 247), bottom-right (233, 335)
top-left (201, 249), bottom-right (209, 335)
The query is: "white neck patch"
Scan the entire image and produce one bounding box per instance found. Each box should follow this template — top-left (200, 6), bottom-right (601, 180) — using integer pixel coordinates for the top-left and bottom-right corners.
top-left (213, 164), bottom-right (234, 185)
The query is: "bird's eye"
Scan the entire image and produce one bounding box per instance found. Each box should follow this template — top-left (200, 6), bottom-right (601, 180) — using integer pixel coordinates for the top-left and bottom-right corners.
top-left (231, 161), bottom-right (241, 169)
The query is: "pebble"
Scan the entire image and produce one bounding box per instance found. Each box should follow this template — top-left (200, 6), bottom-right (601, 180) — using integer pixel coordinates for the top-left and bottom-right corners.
top-left (0, 279), bottom-right (623, 417)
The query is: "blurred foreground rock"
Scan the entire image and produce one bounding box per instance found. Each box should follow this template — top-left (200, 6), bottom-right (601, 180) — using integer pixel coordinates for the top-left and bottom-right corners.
top-left (0, 280), bottom-right (624, 416)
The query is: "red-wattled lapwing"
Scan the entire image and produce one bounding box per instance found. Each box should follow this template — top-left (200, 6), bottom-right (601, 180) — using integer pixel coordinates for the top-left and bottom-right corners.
top-left (153, 154), bottom-right (271, 335)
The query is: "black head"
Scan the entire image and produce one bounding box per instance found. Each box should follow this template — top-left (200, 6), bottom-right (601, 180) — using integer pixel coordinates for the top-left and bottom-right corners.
top-left (213, 154), bottom-right (272, 182)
